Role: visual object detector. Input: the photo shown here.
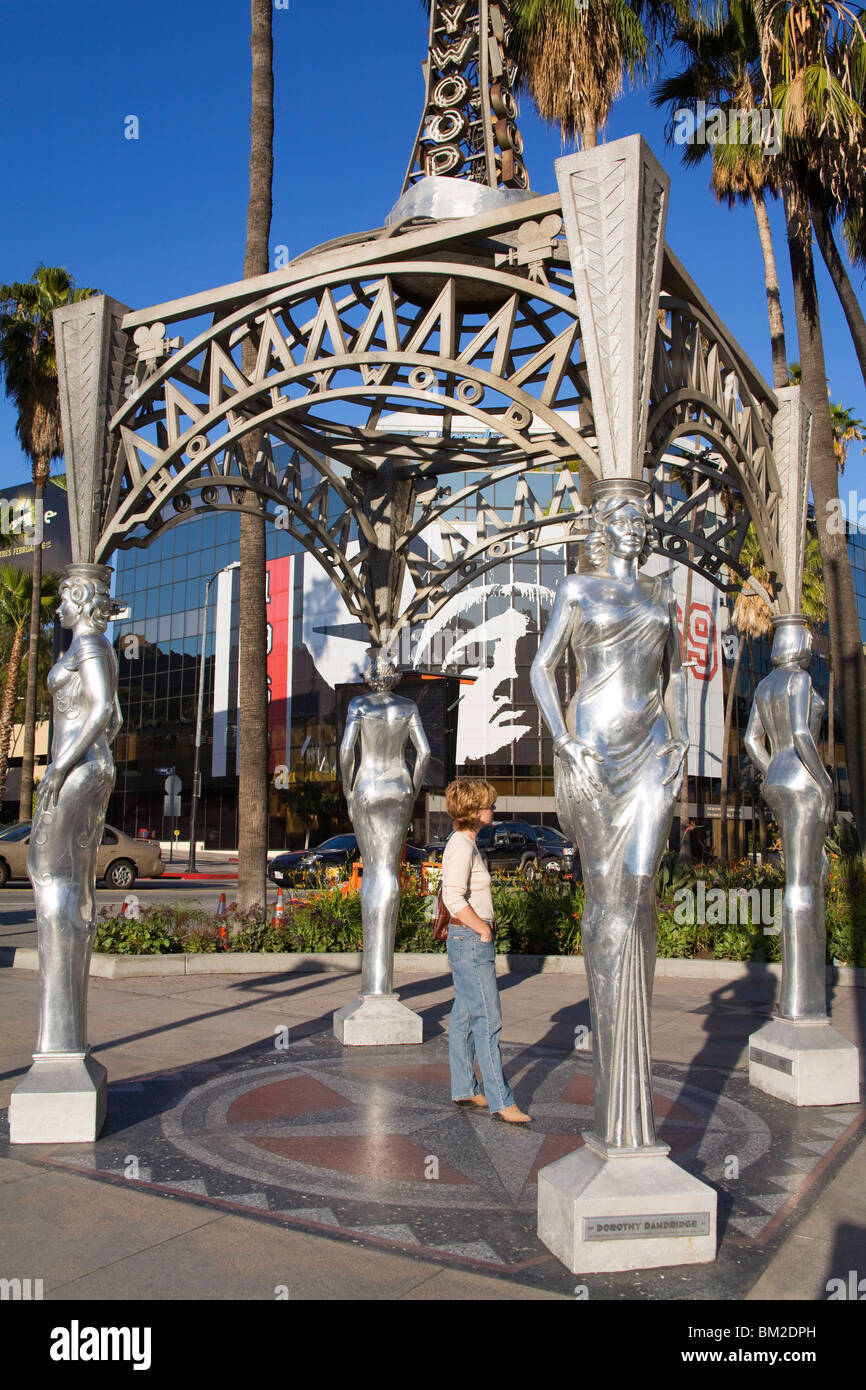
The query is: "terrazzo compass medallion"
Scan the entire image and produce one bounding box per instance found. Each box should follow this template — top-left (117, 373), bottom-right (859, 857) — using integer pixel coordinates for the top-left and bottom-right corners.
top-left (24, 1036), bottom-right (859, 1292)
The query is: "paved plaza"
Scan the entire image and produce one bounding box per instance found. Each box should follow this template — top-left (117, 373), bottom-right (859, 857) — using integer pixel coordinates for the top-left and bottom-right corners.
top-left (0, 955), bottom-right (863, 1301)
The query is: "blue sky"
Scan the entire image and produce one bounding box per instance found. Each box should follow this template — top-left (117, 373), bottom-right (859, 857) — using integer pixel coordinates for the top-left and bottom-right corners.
top-left (1, 0), bottom-right (864, 490)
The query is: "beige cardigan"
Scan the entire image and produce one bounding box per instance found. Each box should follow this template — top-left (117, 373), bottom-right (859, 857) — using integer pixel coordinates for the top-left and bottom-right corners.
top-left (441, 831), bottom-right (495, 923)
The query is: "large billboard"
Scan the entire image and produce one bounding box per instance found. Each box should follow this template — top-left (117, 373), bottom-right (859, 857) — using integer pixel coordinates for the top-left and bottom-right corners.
top-left (210, 555), bottom-right (296, 779)
top-left (0, 480), bottom-right (71, 574)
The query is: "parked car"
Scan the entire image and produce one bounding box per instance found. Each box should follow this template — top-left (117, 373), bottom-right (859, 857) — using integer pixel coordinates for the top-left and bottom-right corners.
top-left (475, 820), bottom-right (575, 880)
top-left (268, 834), bottom-right (427, 886)
top-left (0, 822), bottom-right (164, 890)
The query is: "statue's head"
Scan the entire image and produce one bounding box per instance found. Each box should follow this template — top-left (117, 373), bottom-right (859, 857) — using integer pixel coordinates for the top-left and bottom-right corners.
top-left (584, 478), bottom-right (654, 569)
top-left (59, 563), bottom-right (114, 634)
top-left (366, 647), bottom-right (400, 692)
top-left (771, 614), bottom-right (812, 669)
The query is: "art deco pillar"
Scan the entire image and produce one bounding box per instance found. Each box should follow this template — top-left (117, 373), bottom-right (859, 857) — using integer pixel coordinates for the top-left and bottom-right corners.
top-left (532, 138), bottom-right (717, 1274)
top-left (746, 386), bottom-right (859, 1105)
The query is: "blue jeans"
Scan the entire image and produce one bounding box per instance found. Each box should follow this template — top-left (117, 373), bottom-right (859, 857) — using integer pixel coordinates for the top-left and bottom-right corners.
top-left (446, 924), bottom-right (515, 1113)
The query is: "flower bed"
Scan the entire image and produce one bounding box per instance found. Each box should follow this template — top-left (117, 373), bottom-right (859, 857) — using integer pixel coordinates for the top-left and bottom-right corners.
top-left (92, 854), bottom-right (866, 967)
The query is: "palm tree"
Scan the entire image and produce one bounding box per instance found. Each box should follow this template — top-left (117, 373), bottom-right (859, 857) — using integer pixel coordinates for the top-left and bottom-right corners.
top-left (790, 361), bottom-right (865, 468)
top-left (0, 567), bottom-right (59, 809)
top-left (510, 0), bottom-right (674, 149)
top-left (806, 26), bottom-right (866, 387)
top-left (236, 0), bottom-right (274, 911)
top-left (828, 400), bottom-right (865, 468)
top-left (0, 267), bottom-right (97, 821)
top-left (652, 0), bottom-right (789, 387)
top-left (756, 0), bottom-right (866, 849)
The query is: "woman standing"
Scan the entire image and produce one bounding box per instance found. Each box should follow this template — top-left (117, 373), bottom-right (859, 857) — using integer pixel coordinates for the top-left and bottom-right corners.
top-left (530, 478), bottom-right (688, 1150)
top-left (441, 777), bottom-right (531, 1123)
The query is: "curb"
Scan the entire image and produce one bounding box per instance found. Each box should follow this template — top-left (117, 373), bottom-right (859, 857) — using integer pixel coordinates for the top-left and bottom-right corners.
top-left (5, 947), bottom-right (864, 987)
top-left (160, 873), bottom-right (239, 881)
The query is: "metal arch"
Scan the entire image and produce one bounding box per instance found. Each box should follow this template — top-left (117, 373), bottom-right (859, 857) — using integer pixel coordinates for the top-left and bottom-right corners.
top-left (645, 296), bottom-right (784, 592)
top-left (646, 393), bottom-right (781, 577)
top-left (58, 173), bottom-right (800, 639)
top-left (97, 256), bottom-right (594, 580)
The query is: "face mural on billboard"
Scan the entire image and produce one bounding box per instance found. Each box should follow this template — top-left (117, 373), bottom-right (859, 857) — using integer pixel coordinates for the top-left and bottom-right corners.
top-left (301, 525), bottom-right (557, 764)
top-left (210, 526), bottom-right (724, 781)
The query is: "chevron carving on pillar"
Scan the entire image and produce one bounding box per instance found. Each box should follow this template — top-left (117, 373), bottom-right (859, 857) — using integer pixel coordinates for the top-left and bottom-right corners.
top-left (555, 136), bottom-right (670, 480)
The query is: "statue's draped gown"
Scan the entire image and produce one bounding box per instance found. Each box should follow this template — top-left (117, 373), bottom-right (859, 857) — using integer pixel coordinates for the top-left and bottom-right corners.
top-left (752, 667), bottom-right (829, 1020)
top-left (28, 634), bottom-right (119, 1054)
top-left (556, 574), bottom-right (678, 1148)
top-left (347, 693), bottom-right (418, 997)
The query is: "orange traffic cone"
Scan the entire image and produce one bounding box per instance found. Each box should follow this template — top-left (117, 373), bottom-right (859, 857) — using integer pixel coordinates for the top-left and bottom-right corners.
top-left (272, 886), bottom-right (285, 926)
top-left (216, 892), bottom-right (227, 918)
top-left (219, 923), bottom-right (229, 950)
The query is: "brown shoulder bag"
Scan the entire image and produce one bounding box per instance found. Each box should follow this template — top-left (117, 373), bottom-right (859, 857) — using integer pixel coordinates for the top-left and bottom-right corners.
top-left (432, 889), bottom-right (449, 941)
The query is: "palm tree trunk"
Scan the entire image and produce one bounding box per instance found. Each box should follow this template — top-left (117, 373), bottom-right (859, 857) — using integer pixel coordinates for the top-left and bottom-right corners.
top-left (236, 0), bottom-right (274, 911)
top-left (580, 122), bottom-right (597, 149)
top-left (750, 188), bottom-right (788, 390)
top-left (828, 655), bottom-right (837, 799)
top-left (0, 625), bottom-right (26, 803)
top-left (719, 638), bottom-right (744, 863)
top-left (812, 204), bottom-right (866, 392)
top-left (18, 481), bottom-right (43, 819)
top-left (785, 181), bottom-right (866, 849)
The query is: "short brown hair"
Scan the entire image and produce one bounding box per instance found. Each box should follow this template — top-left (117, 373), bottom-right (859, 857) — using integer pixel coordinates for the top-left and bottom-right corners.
top-left (446, 777), bottom-right (496, 831)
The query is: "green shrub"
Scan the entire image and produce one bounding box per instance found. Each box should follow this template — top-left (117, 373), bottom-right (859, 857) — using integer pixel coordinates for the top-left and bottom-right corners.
top-left (657, 912), bottom-right (698, 958)
top-left (88, 854), bottom-right (866, 967)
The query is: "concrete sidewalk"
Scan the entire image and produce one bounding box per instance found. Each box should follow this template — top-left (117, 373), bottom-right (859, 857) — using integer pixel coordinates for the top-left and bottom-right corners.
top-left (0, 958), bottom-right (863, 1301)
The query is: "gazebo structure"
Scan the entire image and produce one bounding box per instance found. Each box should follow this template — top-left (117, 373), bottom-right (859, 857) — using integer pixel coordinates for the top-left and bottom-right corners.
top-left (54, 3), bottom-right (809, 637)
top-left (12, 0), bottom-right (821, 1273)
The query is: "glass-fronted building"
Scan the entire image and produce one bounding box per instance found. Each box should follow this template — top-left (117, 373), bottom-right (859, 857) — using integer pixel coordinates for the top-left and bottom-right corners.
top-left (97, 463), bottom-right (866, 852)
top-left (107, 443), bottom-right (730, 849)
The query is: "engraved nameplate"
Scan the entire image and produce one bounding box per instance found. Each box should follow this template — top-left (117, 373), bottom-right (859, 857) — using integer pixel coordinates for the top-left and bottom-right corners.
top-left (750, 1047), bottom-right (794, 1075)
top-left (583, 1213), bottom-right (711, 1241)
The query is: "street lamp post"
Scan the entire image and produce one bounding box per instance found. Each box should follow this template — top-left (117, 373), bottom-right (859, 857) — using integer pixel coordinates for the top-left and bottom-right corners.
top-left (188, 561), bottom-right (240, 872)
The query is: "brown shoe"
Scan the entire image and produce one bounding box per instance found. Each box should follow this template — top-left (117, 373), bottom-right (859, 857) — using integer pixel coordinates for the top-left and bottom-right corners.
top-left (454, 1094), bottom-right (489, 1109)
top-left (492, 1105), bottom-right (532, 1124)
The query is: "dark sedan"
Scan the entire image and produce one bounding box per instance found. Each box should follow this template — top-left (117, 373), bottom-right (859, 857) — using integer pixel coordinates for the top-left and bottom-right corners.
top-left (268, 834), bottom-right (426, 885)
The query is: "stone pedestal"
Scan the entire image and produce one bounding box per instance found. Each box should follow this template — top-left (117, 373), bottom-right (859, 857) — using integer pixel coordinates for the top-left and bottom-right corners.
top-left (749, 1017), bottom-right (860, 1106)
top-left (537, 1134), bottom-right (717, 1274)
top-left (333, 993), bottom-right (423, 1046)
top-left (9, 1051), bottom-right (107, 1144)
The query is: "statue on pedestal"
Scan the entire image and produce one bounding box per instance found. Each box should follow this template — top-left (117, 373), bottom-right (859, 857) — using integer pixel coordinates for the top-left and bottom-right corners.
top-left (744, 616), bottom-right (833, 1020)
top-left (334, 650), bottom-right (430, 1043)
top-left (743, 613), bottom-right (858, 1104)
top-left (30, 563), bottom-right (122, 1054)
top-left (10, 562), bottom-right (121, 1142)
top-left (531, 479), bottom-right (688, 1149)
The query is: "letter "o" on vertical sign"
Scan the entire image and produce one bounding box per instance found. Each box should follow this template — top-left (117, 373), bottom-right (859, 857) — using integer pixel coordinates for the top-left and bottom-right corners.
top-left (433, 74), bottom-right (469, 109)
top-left (426, 110), bottom-right (468, 144)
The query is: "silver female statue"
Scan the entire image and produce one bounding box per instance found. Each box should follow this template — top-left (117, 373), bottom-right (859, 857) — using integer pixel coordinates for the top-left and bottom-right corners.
top-left (530, 479), bottom-right (688, 1149)
top-left (340, 650), bottom-right (431, 997)
top-left (29, 563), bottom-right (122, 1055)
top-left (744, 616), bottom-right (833, 1020)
